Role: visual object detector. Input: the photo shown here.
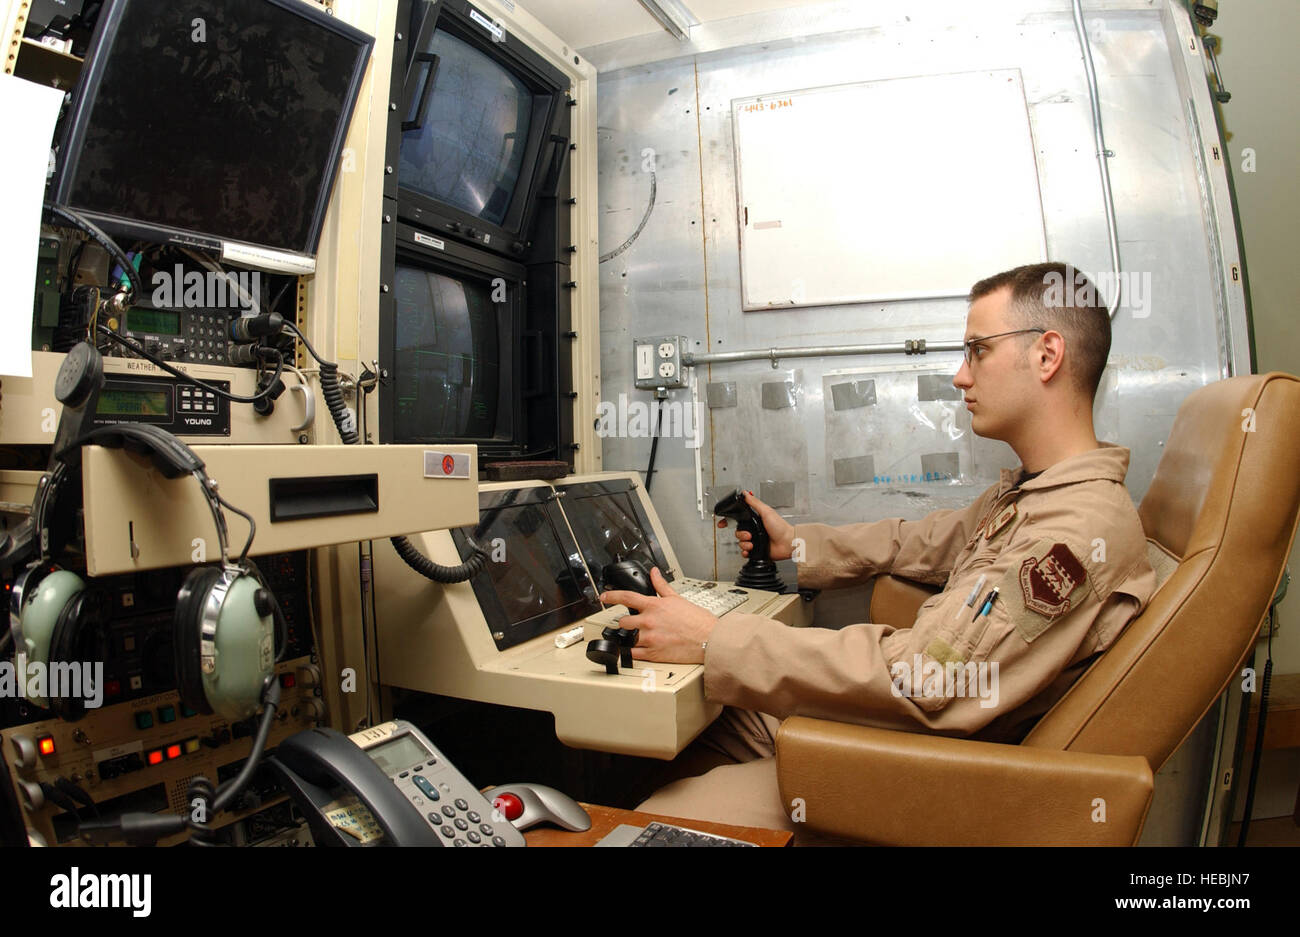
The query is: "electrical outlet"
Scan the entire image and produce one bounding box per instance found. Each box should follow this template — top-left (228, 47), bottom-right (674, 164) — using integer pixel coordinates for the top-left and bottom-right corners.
top-left (634, 335), bottom-right (689, 389)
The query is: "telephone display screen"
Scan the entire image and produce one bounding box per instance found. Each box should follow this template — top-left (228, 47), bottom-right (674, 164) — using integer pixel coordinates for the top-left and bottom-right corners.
top-left (366, 733), bottom-right (432, 775)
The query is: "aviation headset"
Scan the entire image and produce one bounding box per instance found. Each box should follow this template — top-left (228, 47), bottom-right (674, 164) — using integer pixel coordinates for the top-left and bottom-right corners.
top-left (8, 345), bottom-right (278, 723)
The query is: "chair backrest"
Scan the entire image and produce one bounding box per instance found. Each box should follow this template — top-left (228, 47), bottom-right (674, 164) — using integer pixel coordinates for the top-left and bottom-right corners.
top-left (1022, 373), bottom-right (1300, 769)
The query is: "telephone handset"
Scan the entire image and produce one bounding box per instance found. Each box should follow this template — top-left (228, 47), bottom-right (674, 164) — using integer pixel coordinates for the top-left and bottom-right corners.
top-left (268, 720), bottom-right (526, 847)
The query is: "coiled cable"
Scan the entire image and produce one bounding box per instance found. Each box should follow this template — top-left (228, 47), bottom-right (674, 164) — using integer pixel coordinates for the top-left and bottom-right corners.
top-left (300, 327), bottom-right (486, 584)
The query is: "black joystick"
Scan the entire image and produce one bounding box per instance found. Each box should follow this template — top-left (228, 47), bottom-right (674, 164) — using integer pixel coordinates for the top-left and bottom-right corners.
top-left (713, 489), bottom-right (786, 592)
top-left (586, 627), bottom-right (639, 675)
top-left (601, 559), bottom-right (655, 610)
top-left (605, 626), bottom-right (639, 668)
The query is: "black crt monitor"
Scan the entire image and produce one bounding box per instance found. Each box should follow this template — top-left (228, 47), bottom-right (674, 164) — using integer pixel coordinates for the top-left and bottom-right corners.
top-left (555, 479), bottom-right (674, 591)
top-left (52, 0), bottom-right (374, 270)
top-left (393, 0), bottom-right (570, 258)
top-left (449, 487), bottom-right (600, 651)
top-left (379, 224), bottom-right (536, 460)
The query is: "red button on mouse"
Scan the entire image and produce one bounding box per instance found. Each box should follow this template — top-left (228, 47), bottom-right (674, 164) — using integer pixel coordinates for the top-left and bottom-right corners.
top-left (493, 793), bottom-right (524, 821)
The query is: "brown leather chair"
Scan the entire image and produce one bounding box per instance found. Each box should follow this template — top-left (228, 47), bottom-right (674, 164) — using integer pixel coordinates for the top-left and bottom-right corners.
top-left (775, 372), bottom-right (1300, 845)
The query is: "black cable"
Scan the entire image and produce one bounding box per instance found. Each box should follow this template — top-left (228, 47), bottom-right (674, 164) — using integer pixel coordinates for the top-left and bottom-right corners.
top-left (64, 240), bottom-right (86, 290)
top-left (96, 324), bottom-right (284, 404)
top-left (360, 398), bottom-right (379, 724)
top-left (54, 776), bottom-right (101, 819)
top-left (40, 783), bottom-right (85, 842)
top-left (357, 541), bottom-right (374, 728)
top-left (44, 203), bottom-right (143, 301)
top-left (296, 321), bottom-right (485, 584)
top-left (211, 680), bottom-right (280, 815)
top-left (319, 360), bottom-right (358, 445)
top-left (282, 321), bottom-right (326, 367)
top-left (214, 491), bottom-right (256, 563)
top-left (1237, 616), bottom-right (1273, 846)
top-left (644, 398), bottom-right (665, 494)
top-left (390, 533), bottom-right (490, 583)
top-left (267, 279), bottom-right (293, 316)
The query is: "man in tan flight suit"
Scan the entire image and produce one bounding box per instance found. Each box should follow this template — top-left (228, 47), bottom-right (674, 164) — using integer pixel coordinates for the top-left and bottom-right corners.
top-left (600, 262), bottom-right (1158, 838)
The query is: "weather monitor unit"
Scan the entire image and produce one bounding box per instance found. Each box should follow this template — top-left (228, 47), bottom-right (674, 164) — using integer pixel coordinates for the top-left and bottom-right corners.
top-left (51, 0), bottom-right (374, 274)
top-left (393, 0), bottom-right (571, 258)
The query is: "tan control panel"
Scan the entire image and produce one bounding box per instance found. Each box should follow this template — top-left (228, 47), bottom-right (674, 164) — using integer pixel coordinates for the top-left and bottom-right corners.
top-left (2, 656), bottom-right (322, 846)
top-left (373, 471), bottom-right (815, 760)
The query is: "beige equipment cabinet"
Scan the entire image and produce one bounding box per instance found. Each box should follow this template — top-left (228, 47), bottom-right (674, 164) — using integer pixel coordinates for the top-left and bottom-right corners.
top-left (372, 471), bottom-right (811, 760)
top-left (315, 0), bottom-right (603, 733)
top-left (2, 0), bottom-right (606, 746)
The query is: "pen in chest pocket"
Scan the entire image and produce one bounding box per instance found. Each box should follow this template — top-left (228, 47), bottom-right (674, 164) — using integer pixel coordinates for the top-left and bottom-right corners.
top-left (955, 573), bottom-right (988, 619)
top-left (972, 587), bottom-right (1000, 622)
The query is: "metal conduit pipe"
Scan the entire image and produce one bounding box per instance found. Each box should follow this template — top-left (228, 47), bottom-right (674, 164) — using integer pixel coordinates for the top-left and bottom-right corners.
top-left (682, 339), bottom-right (965, 368)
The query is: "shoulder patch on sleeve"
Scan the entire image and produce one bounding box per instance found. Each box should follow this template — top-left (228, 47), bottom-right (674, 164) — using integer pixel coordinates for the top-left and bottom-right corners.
top-left (1008, 540), bottom-right (1089, 642)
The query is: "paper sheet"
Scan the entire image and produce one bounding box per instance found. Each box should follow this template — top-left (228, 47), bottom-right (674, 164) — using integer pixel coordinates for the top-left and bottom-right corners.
top-left (322, 794), bottom-right (384, 844)
top-left (0, 74), bottom-right (66, 378)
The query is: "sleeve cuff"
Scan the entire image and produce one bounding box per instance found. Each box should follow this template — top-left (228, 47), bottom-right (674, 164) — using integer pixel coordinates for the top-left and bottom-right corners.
top-left (703, 611), bottom-right (777, 707)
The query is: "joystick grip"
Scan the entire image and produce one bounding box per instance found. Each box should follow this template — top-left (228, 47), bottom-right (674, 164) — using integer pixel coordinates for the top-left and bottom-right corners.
top-left (713, 489), bottom-right (771, 560)
top-left (713, 488), bottom-right (785, 593)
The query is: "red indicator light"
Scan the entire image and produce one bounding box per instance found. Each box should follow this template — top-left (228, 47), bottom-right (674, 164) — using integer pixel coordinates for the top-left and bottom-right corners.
top-left (279, 673), bottom-right (296, 688)
top-left (146, 749), bottom-right (164, 766)
top-left (165, 744), bottom-right (182, 760)
top-left (38, 736), bottom-right (56, 757)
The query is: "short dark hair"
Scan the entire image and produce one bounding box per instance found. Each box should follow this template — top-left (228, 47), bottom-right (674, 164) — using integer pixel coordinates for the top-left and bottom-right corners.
top-left (968, 262), bottom-right (1111, 400)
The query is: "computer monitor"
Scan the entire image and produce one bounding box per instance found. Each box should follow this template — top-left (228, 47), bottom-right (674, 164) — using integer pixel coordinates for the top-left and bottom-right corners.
top-left (449, 487), bottom-right (601, 651)
top-left (392, 0), bottom-right (570, 258)
top-left (52, 0), bottom-right (373, 273)
top-left (380, 224), bottom-right (539, 459)
top-left (555, 479), bottom-right (675, 590)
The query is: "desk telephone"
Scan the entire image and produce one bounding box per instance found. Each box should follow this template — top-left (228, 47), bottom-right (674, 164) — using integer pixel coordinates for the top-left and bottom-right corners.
top-left (269, 720), bottom-right (589, 846)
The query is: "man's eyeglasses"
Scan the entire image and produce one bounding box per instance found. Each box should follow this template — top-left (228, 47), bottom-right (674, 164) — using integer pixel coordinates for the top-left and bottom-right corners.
top-left (962, 328), bottom-right (1046, 366)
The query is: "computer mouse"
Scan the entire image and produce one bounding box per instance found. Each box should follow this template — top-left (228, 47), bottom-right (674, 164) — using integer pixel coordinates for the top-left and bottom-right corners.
top-left (482, 782), bottom-right (592, 832)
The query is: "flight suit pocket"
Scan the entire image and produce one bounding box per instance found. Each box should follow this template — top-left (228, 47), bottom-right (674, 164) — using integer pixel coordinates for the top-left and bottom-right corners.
top-left (892, 591), bottom-right (997, 713)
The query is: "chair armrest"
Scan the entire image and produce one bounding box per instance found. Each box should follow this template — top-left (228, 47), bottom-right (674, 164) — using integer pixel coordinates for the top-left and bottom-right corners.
top-left (868, 575), bottom-right (940, 625)
top-left (775, 716), bottom-right (1153, 845)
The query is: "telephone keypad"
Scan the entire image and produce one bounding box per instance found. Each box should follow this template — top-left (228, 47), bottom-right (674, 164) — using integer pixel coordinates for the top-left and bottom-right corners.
top-left (355, 719), bottom-right (526, 847)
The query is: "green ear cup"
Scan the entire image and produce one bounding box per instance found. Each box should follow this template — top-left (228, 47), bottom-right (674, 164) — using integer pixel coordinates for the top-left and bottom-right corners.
top-left (201, 572), bottom-right (275, 721)
top-left (17, 570), bottom-right (85, 710)
top-left (175, 566), bottom-right (221, 715)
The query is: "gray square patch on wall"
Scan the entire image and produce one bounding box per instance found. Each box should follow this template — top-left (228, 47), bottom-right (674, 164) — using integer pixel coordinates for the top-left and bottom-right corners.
top-left (833, 455), bottom-right (875, 486)
top-left (830, 379), bottom-right (877, 410)
top-left (920, 452), bottom-right (961, 481)
top-left (760, 481), bottom-right (796, 508)
top-left (706, 381), bottom-right (738, 408)
top-left (761, 381), bottom-right (797, 409)
top-left (917, 374), bottom-right (962, 401)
